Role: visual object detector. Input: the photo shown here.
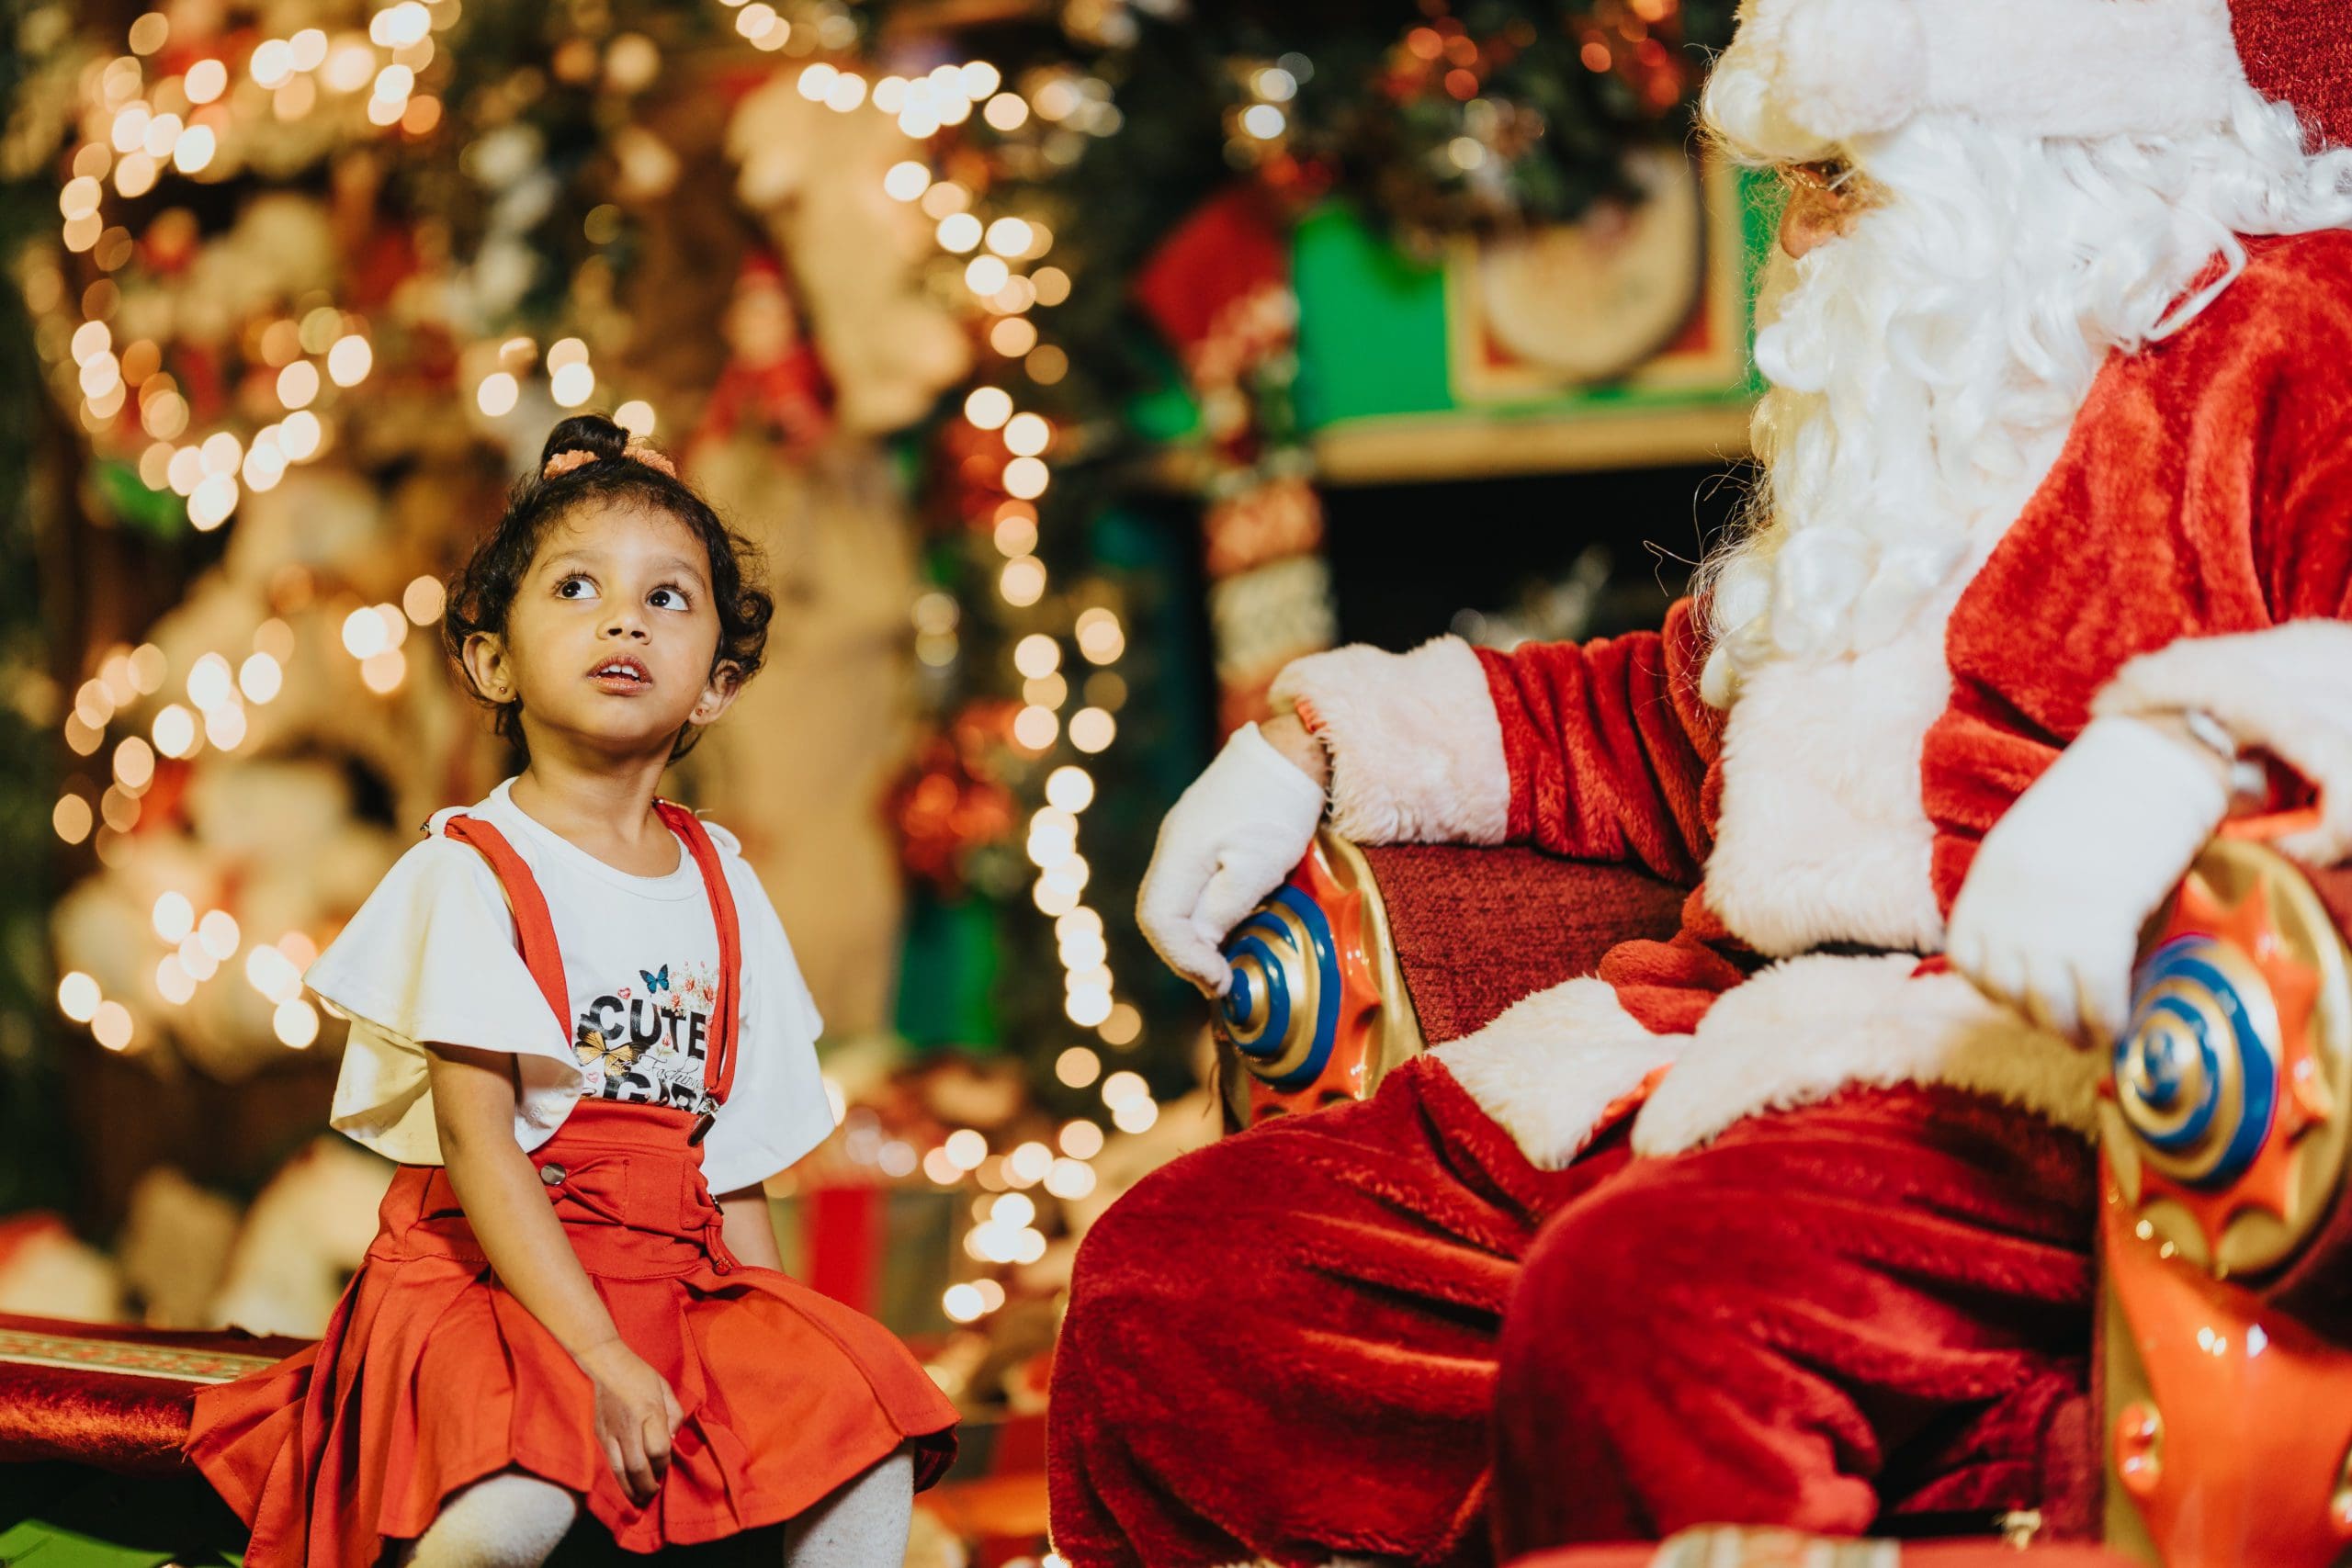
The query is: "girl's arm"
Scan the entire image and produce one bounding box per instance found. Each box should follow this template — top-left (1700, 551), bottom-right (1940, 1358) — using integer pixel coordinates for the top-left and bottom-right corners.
top-left (715, 1186), bottom-right (786, 1271)
top-left (425, 1043), bottom-right (684, 1503)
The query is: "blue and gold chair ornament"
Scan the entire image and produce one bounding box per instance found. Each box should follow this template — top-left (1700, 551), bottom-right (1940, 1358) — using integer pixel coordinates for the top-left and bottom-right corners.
top-left (1212, 831), bottom-right (1423, 1127)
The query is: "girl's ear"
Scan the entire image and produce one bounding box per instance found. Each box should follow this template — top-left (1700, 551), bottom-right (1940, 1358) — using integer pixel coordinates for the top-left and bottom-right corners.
top-left (687, 660), bottom-right (743, 728)
top-left (460, 630), bottom-right (515, 703)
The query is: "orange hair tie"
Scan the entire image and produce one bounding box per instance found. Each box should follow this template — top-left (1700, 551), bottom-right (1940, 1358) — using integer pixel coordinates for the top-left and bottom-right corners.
top-left (540, 436), bottom-right (678, 481)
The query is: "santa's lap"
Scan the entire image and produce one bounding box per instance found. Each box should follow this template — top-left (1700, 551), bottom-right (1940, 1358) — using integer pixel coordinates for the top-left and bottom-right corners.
top-left (1047, 1057), bottom-right (2097, 1567)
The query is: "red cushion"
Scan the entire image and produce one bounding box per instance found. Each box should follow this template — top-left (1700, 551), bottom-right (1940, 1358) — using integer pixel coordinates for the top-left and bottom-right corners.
top-left (0, 1312), bottom-right (310, 1475)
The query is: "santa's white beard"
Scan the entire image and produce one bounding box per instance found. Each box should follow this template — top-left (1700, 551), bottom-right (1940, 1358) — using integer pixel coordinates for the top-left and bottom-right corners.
top-left (1699, 87), bottom-right (2352, 707)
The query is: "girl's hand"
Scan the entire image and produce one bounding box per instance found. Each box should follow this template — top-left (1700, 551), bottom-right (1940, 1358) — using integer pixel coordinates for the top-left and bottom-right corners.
top-left (571, 1337), bottom-right (685, 1505)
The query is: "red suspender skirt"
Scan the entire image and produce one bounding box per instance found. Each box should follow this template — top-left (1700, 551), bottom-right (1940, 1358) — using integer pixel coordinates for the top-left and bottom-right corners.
top-left (184, 803), bottom-right (958, 1563)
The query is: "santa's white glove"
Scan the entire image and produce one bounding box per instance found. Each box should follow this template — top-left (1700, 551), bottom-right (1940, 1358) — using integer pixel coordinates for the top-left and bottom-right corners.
top-left (1136, 722), bottom-right (1328, 996)
top-left (1947, 715), bottom-right (2231, 1047)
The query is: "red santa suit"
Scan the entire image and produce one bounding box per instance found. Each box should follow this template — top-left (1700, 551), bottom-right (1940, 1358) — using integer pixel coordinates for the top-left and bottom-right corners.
top-left (1047, 6), bottom-right (2352, 1563)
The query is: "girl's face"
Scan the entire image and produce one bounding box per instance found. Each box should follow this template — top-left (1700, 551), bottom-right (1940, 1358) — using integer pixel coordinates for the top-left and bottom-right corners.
top-left (462, 502), bottom-right (741, 758)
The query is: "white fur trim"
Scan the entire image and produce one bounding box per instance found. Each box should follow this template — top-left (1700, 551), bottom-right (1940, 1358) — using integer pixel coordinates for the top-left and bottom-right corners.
top-left (1270, 637), bottom-right (1510, 846)
top-left (1728, 0), bottom-right (2245, 144)
top-left (1630, 954), bottom-right (2102, 1157)
top-left (1703, 587), bottom-right (1954, 958)
top-left (1428, 977), bottom-right (1678, 1171)
top-left (2093, 621), bottom-right (2352, 866)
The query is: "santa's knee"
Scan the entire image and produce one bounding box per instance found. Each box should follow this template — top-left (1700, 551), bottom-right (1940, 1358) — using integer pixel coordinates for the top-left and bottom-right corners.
top-left (1495, 1170), bottom-right (1682, 1415)
top-left (1053, 1132), bottom-right (1282, 1447)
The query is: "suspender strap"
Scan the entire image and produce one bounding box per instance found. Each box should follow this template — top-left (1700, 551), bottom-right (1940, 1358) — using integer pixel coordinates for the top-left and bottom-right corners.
top-left (440, 816), bottom-right (572, 1043)
top-left (653, 800), bottom-right (743, 1102)
top-left (439, 805), bottom-right (744, 1105)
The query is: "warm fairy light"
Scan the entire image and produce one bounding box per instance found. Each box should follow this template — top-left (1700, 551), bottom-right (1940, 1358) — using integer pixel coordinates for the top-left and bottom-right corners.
top-left (1045, 1158), bottom-right (1096, 1199)
top-left (1002, 457), bottom-right (1049, 500)
top-left (549, 362), bottom-right (594, 408)
top-left (361, 649), bottom-right (407, 694)
top-left (1032, 877), bottom-right (1080, 917)
top-left (993, 1190), bottom-right (1037, 1227)
top-left (150, 704), bottom-right (196, 759)
top-left (1055, 1045), bottom-right (1102, 1088)
top-left (999, 556), bottom-right (1046, 607)
top-left (239, 651), bottom-right (283, 704)
top-left (476, 371), bottom-right (518, 416)
top-left (198, 909), bottom-right (241, 961)
top-left (129, 13), bottom-right (168, 52)
top-left (883, 161), bottom-right (930, 201)
top-left (185, 653), bottom-right (232, 711)
top-left (373, 2), bottom-right (432, 47)
top-left (825, 73), bottom-right (867, 112)
top-left (53, 795), bottom-right (93, 845)
top-left (93, 1001), bottom-right (134, 1053)
top-left (992, 511), bottom-right (1037, 557)
top-left (1012, 634), bottom-right (1060, 679)
top-left (944, 1128), bottom-right (988, 1170)
top-left (1058, 1119), bottom-right (1105, 1159)
top-left (280, 410), bottom-right (323, 459)
top-left (922, 1147), bottom-right (962, 1185)
top-left (326, 334), bottom-right (372, 387)
top-left (173, 124), bottom-right (217, 174)
top-left (935, 213), bottom-right (982, 254)
top-left (919, 181), bottom-right (970, 219)
top-left (1069, 707), bottom-right (1115, 753)
top-left (797, 62), bottom-right (839, 101)
top-left (177, 932), bottom-right (219, 981)
top-left (989, 318), bottom-right (1038, 357)
top-left (141, 113), bottom-right (184, 160)
top-left (1012, 705), bottom-right (1058, 751)
top-left (156, 956), bottom-right (196, 1006)
top-left (342, 607), bottom-right (388, 660)
top-left (1032, 267), bottom-right (1071, 306)
top-left (114, 736), bottom-right (155, 790)
top-left (1058, 926), bottom-right (1107, 971)
top-left (1099, 1000), bottom-right (1143, 1046)
top-left (983, 93), bottom-right (1029, 131)
top-left (274, 998), bottom-right (320, 1048)
top-left (964, 255), bottom-right (1010, 296)
top-left (403, 575), bottom-right (447, 624)
top-left (1113, 1095), bottom-right (1159, 1134)
top-left (1101, 1070), bottom-right (1148, 1109)
top-left (244, 944), bottom-right (304, 1003)
top-left (984, 218), bottom-right (1033, 257)
top-left (1066, 988), bottom-right (1113, 1028)
top-left (289, 28), bottom-right (329, 71)
top-left (1027, 817), bottom-right (1076, 869)
top-left (205, 702), bottom-right (247, 750)
top-left (942, 1283), bottom-right (985, 1324)
top-left (1075, 607), bottom-right (1125, 663)
top-left (1003, 412), bottom-right (1051, 457)
top-left (58, 973), bottom-right (101, 1022)
top-left (1046, 766), bottom-right (1095, 813)
top-left (613, 400), bottom-right (655, 436)
top-left (252, 39), bottom-right (294, 87)
top-left (187, 473), bottom-right (236, 530)
top-left (963, 387), bottom-right (1012, 429)
top-left (128, 645), bottom-right (166, 694)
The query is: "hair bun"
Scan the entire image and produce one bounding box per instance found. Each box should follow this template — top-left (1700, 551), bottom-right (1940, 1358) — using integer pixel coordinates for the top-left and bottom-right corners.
top-left (537, 413), bottom-right (630, 472)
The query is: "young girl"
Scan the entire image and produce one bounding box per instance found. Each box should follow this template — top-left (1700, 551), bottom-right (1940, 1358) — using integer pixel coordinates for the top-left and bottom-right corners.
top-left (185, 415), bottom-right (958, 1566)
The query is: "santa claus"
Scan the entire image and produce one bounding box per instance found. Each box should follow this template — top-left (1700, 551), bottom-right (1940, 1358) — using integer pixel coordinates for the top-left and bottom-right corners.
top-left (1049, 2), bottom-right (2352, 1563)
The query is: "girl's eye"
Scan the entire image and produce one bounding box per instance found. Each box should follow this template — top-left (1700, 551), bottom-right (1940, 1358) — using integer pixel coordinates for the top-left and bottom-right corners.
top-left (650, 587), bottom-right (689, 611)
top-left (557, 576), bottom-right (598, 600)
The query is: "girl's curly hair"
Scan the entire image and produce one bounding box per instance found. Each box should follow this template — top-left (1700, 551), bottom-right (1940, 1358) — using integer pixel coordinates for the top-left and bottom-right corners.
top-left (442, 414), bottom-right (775, 760)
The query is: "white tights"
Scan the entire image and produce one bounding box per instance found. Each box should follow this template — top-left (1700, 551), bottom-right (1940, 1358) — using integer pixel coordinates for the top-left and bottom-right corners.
top-left (389, 1448), bottom-right (916, 1568)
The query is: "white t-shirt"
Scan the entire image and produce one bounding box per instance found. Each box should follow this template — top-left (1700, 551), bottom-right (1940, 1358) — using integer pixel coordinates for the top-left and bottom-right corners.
top-left (306, 777), bottom-right (836, 1195)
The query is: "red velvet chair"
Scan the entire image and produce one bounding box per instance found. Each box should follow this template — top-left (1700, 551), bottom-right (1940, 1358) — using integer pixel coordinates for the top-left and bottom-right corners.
top-left (1215, 831), bottom-right (2352, 1568)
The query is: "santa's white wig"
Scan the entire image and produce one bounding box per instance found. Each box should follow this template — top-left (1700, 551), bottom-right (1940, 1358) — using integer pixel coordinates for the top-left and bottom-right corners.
top-left (1697, 1), bottom-right (2352, 706)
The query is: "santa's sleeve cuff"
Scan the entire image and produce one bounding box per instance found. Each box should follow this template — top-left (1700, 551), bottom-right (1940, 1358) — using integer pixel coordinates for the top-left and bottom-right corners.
top-left (1270, 636), bottom-right (1510, 845)
top-left (2091, 620), bottom-right (2352, 865)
